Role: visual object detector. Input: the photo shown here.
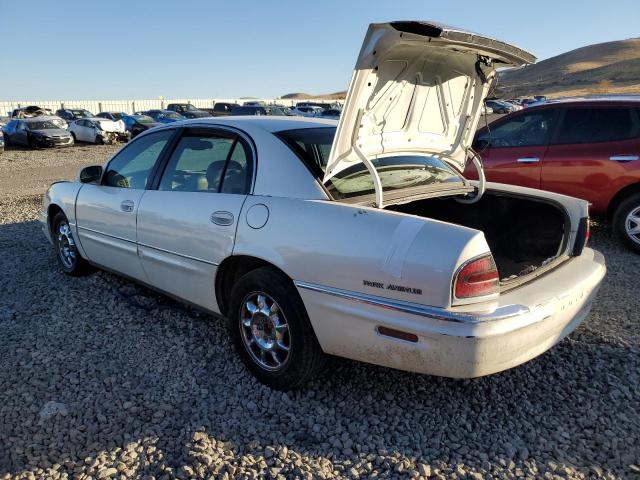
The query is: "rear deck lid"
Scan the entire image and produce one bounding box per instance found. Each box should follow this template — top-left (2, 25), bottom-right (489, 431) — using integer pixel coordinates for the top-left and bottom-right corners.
top-left (324, 21), bottom-right (535, 207)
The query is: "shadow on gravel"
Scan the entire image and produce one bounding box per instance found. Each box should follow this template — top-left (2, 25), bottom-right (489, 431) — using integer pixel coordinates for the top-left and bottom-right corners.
top-left (0, 218), bottom-right (638, 478)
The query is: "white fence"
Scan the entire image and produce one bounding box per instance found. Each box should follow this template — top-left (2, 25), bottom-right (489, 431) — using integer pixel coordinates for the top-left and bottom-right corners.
top-left (0, 98), bottom-right (343, 116)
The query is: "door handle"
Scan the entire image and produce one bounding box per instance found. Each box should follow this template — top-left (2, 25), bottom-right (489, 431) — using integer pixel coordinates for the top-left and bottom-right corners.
top-left (517, 157), bottom-right (540, 163)
top-left (609, 155), bottom-right (639, 162)
top-left (210, 211), bottom-right (234, 226)
top-left (120, 200), bottom-right (134, 212)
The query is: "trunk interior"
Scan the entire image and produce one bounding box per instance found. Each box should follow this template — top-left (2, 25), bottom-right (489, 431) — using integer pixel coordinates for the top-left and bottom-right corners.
top-left (388, 192), bottom-right (568, 283)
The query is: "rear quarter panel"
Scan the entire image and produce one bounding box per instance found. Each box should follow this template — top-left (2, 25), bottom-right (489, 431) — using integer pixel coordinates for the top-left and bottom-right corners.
top-left (233, 196), bottom-right (489, 308)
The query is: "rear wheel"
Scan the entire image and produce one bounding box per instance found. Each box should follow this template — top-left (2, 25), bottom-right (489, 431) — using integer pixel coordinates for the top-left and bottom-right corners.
top-left (228, 267), bottom-right (326, 390)
top-left (95, 135), bottom-right (104, 145)
top-left (52, 212), bottom-right (93, 276)
top-left (613, 193), bottom-right (640, 253)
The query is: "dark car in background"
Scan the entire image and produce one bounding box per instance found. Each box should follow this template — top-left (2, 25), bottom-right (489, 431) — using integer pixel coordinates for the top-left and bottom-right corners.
top-left (56, 108), bottom-right (94, 122)
top-left (0, 131), bottom-right (4, 154)
top-left (166, 103), bottom-right (210, 119)
top-left (296, 101), bottom-right (336, 110)
top-left (96, 111), bottom-right (127, 122)
top-left (2, 118), bottom-right (74, 148)
top-left (121, 115), bottom-right (160, 138)
top-left (144, 110), bottom-right (184, 124)
top-left (468, 97), bottom-right (640, 251)
top-left (318, 108), bottom-right (342, 120)
top-left (210, 102), bottom-right (239, 116)
top-left (10, 105), bottom-right (53, 118)
top-left (485, 99), bottom-right (518, 114)
top-left (230, 105), bottom-right (287, 116)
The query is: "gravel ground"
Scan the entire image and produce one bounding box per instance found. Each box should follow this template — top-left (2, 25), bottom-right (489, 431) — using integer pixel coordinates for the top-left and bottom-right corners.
top-left (0, 145), bottom-right (638, 480)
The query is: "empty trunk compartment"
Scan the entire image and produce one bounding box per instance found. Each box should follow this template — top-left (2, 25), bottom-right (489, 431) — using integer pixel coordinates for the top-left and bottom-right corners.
top-left (388, 191), bottom-right (569, 283)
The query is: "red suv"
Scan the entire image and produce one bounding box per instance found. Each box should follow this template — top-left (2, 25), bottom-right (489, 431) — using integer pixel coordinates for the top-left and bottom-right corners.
top-left (468, 98), bottom-right (640, 252)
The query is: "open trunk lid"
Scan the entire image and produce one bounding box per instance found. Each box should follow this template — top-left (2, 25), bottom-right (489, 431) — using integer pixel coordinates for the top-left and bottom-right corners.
top-left (324, 21), bottom-right (535, 207)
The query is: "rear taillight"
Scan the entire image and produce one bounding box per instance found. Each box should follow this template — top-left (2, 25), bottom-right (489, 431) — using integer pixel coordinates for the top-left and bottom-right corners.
top-left (453, 254), bottom-right (500, 300)
top-left (572, 217), bottom-right (589, 256)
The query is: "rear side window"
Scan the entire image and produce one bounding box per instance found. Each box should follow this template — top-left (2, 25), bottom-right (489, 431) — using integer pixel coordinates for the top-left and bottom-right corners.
top-left (158, 131), bottom-right (251, 194)
top-left (159, 134), bottom-right (234, 192)
top-left (553, 107), bottom-right (639, 144)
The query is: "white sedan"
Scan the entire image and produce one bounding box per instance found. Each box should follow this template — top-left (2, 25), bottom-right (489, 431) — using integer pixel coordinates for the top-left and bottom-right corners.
top-left (68, 117), bottom-right (129, 144)
top-left (40, 21), bottom-right (605, 389)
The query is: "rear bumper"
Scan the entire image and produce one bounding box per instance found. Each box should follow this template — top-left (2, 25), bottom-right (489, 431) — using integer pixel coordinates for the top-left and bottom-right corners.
top-left (296, 248), bottom-right (606, 378)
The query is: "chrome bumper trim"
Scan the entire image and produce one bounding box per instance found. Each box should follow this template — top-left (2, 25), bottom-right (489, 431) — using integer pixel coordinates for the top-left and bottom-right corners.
top-left (294, 281), bottom-right (529, 324)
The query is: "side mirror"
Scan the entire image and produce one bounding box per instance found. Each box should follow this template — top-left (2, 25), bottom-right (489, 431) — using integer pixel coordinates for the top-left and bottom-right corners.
top-left (79, 165), bottom-right (102, 184)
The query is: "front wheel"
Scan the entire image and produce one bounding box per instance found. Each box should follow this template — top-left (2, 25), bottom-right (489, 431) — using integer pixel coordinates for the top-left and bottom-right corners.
top-left (228, 267), bottom-right (326, 390)
top-left (613, 193), bottom-right (640, 253)
top-left (52, 212), bottom-right (94, 276)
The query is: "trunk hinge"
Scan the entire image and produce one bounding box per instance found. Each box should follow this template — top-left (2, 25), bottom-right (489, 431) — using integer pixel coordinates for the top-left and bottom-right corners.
top-left (324, 108), bottom-right (384, 208)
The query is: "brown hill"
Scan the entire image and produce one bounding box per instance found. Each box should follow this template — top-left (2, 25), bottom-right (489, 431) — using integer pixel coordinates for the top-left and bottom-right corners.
top-left (498, 38), bottom-right (640, 97)
top-left (281, 91), bottom-right (347, 100)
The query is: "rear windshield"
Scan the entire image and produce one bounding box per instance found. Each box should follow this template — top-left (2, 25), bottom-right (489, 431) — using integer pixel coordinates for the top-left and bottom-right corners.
top-left (277, 127), bottom-right (466, 200)
top-left (27, 121), bottom-right (58, 130)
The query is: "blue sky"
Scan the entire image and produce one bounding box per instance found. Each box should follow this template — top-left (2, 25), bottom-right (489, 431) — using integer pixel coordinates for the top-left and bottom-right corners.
top-left (1, 0), bottom-right (638, 100)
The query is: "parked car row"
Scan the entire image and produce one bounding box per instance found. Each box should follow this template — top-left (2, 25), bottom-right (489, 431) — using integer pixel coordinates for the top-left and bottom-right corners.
top-left (2, 101), bottom-right (343, 150)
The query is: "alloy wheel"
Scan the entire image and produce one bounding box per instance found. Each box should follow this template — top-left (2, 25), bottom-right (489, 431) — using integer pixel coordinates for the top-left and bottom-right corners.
top-left (625, 206), bottom-right (640, 246)
top-left (56, 221), bottom-right (77, 269)
top-left (239, 292), bottom-right (291, 371)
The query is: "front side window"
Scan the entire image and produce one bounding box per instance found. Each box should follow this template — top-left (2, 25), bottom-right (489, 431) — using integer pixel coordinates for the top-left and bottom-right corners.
top-left (277, 127), bottom-right (465, 200)
top-left (553, 107), bottom-right (639, 144)
top-left (159, 132), bottom-right (250, 194)
top-left (477, 110), bottom-right (557, 148)
top-left (103, 129), bottom-right (174, 189)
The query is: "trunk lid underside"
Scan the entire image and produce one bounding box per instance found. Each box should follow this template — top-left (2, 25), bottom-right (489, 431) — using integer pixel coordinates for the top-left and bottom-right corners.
top-left (324, 21), bottom-right (535, 208)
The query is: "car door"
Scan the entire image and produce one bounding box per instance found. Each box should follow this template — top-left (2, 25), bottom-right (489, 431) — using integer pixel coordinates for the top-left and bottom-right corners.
top-left (468, 108), bottom-right (559, 189)
top-left (73, 120), bottom-right (87, 141)
top-left (136, 127), bottom-right (253, 312)
top-left (541, 106), bottom-right (640, 214)
top-left (14, 121), bottom-right (29, 146)
top-left (75, 128), bottom-right (176, 281)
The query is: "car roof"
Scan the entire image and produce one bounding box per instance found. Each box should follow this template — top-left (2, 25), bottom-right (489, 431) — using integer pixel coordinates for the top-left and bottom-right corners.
top-left (154, 116), bottom-right (338, 133)
top-left (23, 116), bottom-right (56, 122)
top-left (530, 95), bottom-right (640, 107)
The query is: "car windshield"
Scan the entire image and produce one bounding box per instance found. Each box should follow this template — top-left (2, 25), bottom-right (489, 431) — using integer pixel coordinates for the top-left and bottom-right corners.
top-left (135, 115), bottom-right (156, 124)
top-left (277, 127), bottom-right (466, 200)
top-left (27, 121), bottom-right (58, 130)
top-left (72, 110), bottom-right (93, 118)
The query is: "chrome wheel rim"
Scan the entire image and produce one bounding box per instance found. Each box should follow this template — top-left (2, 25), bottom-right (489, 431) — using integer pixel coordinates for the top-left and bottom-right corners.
top-left (56, 221), bottom-right (76, 269)
top-left (625, 206), bottom-right (640, 246)
top-left (239, 292), bottom-right (290, 371)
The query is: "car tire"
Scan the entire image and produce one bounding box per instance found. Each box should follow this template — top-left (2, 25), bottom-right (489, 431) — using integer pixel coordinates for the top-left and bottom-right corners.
top-left (613, 193), bottom-right (640, 253)
top-left (95, 135), bottom-right (104, 145)
top-left (52, 211), bottom-right (94, 276)
top-left (228, 266), bottom-right (326, 390)
top-left (70, 132), bottom-right (77, 142)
